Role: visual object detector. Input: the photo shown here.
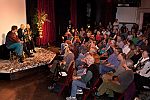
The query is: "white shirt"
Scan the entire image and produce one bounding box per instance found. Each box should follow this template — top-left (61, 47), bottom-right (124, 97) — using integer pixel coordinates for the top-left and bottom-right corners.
top-left (122, 44), bottom-right (130, 55)
top-left (135, 57), bottom-right (150, 77)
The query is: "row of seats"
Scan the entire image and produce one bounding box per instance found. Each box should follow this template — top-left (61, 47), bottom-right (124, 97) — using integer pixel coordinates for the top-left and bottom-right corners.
top-left (49, 59), bottom-right (136, 100)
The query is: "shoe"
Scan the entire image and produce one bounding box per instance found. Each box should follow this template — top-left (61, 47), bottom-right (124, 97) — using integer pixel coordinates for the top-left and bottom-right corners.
top-left (18, 59), bottom-right (24, 63)
top-left (134, 97), bottom-right (140, 100)
top-left (48, 86), bottom-right (54, 90)
top-left (76, 89), bottom-right (83, 94)
top-left (66, 96), bottom-right (77, 100)
top-left (30, 52), bottom-right (33, 55)
top-left (28, 54), bottom-right (34, 57)
top-left (33, 50), bottom-right (36, 53)
top-left (18, 56), bottom-right (24, 63)
top-left (95, 92), bottom-right (101, 97)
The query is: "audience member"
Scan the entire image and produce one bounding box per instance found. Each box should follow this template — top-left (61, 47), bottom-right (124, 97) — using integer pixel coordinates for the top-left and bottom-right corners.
top-left (66, 64), bottom-right (99, 100)
top-left (134, 50), bottom-right (150, 91)
top-left (97, 57), bottom-right (134, 98)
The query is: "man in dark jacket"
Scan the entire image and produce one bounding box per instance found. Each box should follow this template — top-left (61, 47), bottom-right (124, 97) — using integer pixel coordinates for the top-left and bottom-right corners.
top-left (18, 24), bottom-right (34, 57)
top-left (5, 25), bottom-right (24, 63)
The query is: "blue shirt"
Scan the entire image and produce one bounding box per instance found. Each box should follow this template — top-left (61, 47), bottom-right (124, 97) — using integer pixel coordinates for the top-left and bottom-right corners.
top-left (107, 53), bottom-right (120, 69)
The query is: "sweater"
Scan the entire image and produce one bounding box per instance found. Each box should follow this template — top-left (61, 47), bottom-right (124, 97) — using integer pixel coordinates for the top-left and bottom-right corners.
top-left (5, 31), bottom-right (20, 47)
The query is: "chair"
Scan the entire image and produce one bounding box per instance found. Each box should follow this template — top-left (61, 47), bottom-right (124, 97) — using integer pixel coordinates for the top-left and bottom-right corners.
top-left (118, 81), bottom-right (136, 100)
top-left (0, 44), bottom-right (9, 60)
top-left (57, 61), bottom-right (75, 96)
top-left (9, 49), bottom-right (16, 60)
top-left (82, 76), bottom-right (102, 100)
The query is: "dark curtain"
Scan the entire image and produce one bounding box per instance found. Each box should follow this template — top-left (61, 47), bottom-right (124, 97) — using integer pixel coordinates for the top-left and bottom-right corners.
top-left (77, 0), bottom-right (87, 28)
top-left (26, 0), bottom-right (37, 27)
top-left (94, 0), bottom-right (117, 27)
top-left (102, 0), bottom-right (117, 27)
top-left (54, 0), bottom-right (70, 46)
top-left (70, 0), bottom-right (77, 28)
top-left (26, 0), bottom-right (38, 46)
top-left (37, 0), bottom-right (56, 46)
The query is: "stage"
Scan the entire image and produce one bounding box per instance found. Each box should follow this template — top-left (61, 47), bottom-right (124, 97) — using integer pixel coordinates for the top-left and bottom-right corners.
top-left (0, 48), bottom-right (56, 80)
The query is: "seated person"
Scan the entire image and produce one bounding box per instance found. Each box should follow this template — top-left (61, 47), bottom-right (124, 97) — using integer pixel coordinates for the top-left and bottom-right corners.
top-left (25, 24), bottom-right (36, 53)
top-left (97, 59), bottom-right (134, 98)
top-left (5, 25), bottom-right (24, 63)
top-left (66, 64), bottom-right (100, 100)
top-left (130, 47), bottom-right (142, 65)
top-left (99, 48), bottom-right (122, 75)
top-left (114, 53), bottom-right (127, 76)
top-left (60, 40), bottom-right (68, 55)
top-left (18, 24), bottom-right (34, 57)
top-left (134, 50), bottom-right (150, 91)
top-left (49, 45), bottom-right (75, 73)
top-left (99, 39), bottom-right (115, 59)
top-left (75, 48), bottom-right (87, 68)
top-left (76, 48), bottom-right (95, 76)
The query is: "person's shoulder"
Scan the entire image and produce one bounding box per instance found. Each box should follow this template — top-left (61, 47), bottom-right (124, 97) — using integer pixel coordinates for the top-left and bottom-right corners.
top-left (87, 70), bottom-right (93, 76)
top-left (7, 31), bottom-right (12, 34)
top-left (18, 28), bottom-right (22, 31)
top-left (145, 61), bottom-right (150, 66)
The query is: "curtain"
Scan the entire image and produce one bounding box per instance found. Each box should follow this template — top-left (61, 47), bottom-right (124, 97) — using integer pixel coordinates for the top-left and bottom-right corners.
top-left (37, 0), bottom-right (55, 46)
top-left (70, 0), bottom-right (77, 28)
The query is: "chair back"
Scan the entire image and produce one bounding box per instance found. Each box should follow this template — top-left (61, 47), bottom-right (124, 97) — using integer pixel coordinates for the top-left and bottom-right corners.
top-left (57, 61), bottom-right (75, 96)
top-left (65, 61), bottom-right (75, 84)
top-left (66, 60), bottom-right (75, 72)
top-left (82, 75), bottom-right (102, 100)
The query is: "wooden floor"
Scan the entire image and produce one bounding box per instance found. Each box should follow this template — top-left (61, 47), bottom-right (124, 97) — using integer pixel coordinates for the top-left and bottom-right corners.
top-left (0, 71), bottom-right (64, 100)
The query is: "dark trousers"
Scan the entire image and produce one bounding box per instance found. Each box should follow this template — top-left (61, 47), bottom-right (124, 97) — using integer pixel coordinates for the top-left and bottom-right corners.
top-left (134, 73), bottom-right (150, 90)
top-left (26, 40), bottom-right (35, 51)
top-left (23, 43), bottom-right (31, 56)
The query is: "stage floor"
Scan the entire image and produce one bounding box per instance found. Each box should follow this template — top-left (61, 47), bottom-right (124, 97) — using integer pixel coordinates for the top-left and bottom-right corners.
top-left (0, 48), bottom-right (56, 73)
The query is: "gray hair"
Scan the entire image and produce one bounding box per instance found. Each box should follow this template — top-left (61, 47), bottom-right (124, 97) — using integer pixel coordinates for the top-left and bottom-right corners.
top-left (126, 59), bottom-right (134, 69)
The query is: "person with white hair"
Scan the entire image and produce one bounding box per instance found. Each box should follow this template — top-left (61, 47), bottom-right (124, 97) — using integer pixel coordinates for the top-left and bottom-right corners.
top-left (81, 48), bottom-right (95, 66)
top-left (97, 54), bottom-right (134, 98)
top-left (18, 24), bottom-right (34, 57)
top-left (25, 24), bottom-right (36, 53)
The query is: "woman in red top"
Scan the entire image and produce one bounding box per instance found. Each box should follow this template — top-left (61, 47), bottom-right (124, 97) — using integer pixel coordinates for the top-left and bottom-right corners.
top-left (96, 31), bottom-right (102, 42)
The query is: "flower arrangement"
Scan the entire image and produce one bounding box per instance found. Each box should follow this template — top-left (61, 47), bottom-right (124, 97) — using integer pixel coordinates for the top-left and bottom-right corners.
top-left (37, 11), bottom-right (48, 32)
top-left (33, 10), bottom-right (50, 38)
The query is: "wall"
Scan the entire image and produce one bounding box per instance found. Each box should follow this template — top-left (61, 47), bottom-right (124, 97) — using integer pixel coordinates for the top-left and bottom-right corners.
top-left (137, 0), bottom-right (150, 29)
top-left (116, 7), bottom-right (138, 23)
top-left (116, 0), bottom-right (150, 30)
top-left (0, 0), bottom-right (26, 45)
